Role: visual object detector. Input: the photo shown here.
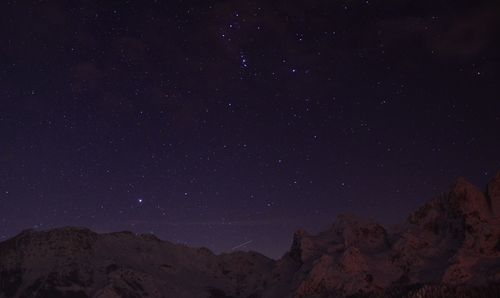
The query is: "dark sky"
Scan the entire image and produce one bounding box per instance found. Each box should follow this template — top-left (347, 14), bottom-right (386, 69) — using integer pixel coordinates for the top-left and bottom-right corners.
top-left (1, 0), bottom-right (499, 258)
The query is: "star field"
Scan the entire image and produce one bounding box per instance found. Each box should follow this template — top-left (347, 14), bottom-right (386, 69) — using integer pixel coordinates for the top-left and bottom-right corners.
top-left (0, 0), bottom-right (499, 258)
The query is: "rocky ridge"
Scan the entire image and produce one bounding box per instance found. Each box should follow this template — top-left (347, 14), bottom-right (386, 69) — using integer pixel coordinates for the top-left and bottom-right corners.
top-left (1, 174), bottom-right (500, 297)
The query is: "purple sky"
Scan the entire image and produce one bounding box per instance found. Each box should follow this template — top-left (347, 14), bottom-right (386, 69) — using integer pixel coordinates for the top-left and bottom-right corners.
top-left (1, 0), bottom-right (499, 258)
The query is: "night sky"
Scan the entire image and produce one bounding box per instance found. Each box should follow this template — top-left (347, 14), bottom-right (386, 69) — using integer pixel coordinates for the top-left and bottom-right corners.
top-left (1, 0), bottom-right (499, 258)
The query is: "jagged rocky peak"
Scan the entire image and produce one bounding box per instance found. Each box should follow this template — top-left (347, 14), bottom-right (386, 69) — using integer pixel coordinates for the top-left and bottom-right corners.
top-left (288, 229), bottom-right (314, 264)
top-left (328, 214), bottom-right (389, 251)
top-left (288, 214), bottom-right (389, 265)
top-left (487, 172), bottom-right (500, 217)
top-left (408, 176), bottom-right (493, 228)
top-left (450, 177), bottom-right (492, 218)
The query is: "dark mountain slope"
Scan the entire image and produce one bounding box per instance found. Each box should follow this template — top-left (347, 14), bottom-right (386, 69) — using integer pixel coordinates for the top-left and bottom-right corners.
top-left (1, 174), bottom-right (499, 298)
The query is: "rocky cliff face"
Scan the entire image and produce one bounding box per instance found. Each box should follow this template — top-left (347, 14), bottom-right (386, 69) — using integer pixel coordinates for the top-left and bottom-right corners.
top-left (267, 175), bottom-right (500, 298)
top-left (1, 175), bottom-right (500, 298)
top-left (487, 172), bottom-right (500, 217)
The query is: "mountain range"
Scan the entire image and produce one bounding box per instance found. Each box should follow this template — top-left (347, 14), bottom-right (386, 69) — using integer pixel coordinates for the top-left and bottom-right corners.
top-left (1, 173), bottom-right (500, 297)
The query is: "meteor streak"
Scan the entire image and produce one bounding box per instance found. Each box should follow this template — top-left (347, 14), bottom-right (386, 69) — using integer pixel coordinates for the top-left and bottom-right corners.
top-left (231, 240), bottom-right (253, 250)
